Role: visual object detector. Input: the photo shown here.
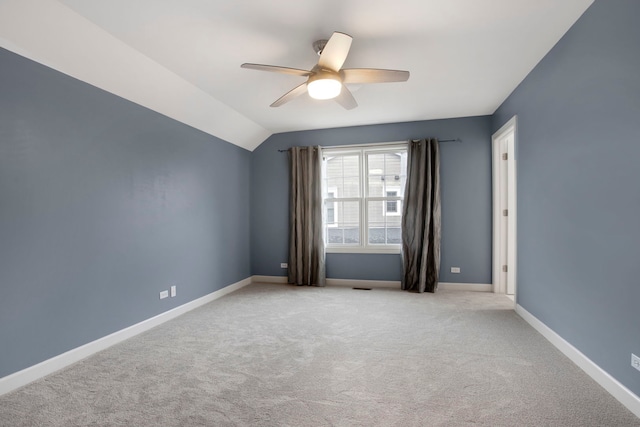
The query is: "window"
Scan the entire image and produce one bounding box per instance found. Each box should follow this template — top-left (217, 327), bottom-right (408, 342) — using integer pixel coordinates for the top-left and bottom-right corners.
top-left (322, 143), bottom-right (407, 253)
top-left (385, 190), bottom-right (401, 215)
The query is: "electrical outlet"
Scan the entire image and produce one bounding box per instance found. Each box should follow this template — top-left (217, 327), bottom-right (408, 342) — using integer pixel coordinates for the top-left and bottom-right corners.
top-left (632, 354), bottom-right (640, 372)
top-left (170, 285), bottom-right (177, 297)
top-left (159, 290), bottom-right (169, 300)
top-left (280, 263), bottom-right (288, 268)
top-left (451, 267), bottom-right (461, 273)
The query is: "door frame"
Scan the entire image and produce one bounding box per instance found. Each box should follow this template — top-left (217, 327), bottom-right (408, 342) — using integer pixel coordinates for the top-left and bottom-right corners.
top-left (492, 116), bottom-right (518, 299)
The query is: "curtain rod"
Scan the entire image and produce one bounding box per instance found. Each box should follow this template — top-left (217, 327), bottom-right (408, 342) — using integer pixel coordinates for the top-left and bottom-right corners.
top-left (277, 138), bottom-right (461, 152)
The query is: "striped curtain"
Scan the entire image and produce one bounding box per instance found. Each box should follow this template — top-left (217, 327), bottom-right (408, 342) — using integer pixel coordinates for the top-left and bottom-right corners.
top-left (288, 146), bottom-right (326, 286)
top-left (401, 139), bottom-right (441, 293)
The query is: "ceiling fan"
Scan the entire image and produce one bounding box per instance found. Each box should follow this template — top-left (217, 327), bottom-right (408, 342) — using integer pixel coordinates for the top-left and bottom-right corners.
top-left (241, 32), bottom-right (410, 110)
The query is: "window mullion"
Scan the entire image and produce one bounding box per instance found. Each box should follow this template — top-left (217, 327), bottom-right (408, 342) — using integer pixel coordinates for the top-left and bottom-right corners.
top-left (367, 197), bottom-right (402, 201)
top-left (327, 197), bottom-right (360, 202)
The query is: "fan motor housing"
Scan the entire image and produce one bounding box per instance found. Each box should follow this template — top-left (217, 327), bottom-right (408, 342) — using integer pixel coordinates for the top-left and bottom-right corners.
top-left (312, 39), bottom-right (328, 55)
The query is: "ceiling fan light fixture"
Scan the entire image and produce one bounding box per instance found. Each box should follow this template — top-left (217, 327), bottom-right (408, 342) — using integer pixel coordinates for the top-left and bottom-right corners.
top-left (307, 73), bottom-right (342, 100)
top-left (242, 32), bottom-right (409, 108)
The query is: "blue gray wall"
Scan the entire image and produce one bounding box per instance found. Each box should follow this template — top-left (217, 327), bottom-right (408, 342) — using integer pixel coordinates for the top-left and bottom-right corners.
top-left (493, 0), bottom-right (640, 397)
top-left (0, 48), bottom-right (251, 378)
top-left (250, 117), bottom-right (493, 284)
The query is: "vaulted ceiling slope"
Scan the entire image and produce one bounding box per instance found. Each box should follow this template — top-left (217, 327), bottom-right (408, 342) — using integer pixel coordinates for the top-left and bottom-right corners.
top-left (0, 0), bottom-right (593, 151)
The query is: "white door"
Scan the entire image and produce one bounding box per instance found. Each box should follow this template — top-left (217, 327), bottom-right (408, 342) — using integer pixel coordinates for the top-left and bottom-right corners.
top-left (492, 117), bottom-right (517, 297)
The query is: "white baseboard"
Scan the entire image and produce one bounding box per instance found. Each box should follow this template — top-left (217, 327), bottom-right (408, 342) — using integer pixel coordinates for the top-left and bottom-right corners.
top-left (326, 278), bottom-right (401, 289)
top-left (252, 276), bottom-right (491, 292)
top-left (0, 277), bottom-right (252, 396)
top-left (516, 304), bottom-right (640, 419)
top-left (251, 275), bottom-right (288, 284)
top-left (252, 276), bottom-right (400, 288)
top-left (251, 276), bottom-right (400, 289)
top-left (438, 282), bottom-right (492, 292)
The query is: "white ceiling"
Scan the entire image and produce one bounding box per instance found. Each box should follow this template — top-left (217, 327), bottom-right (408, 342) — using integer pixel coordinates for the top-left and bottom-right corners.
top-left (0, 0), bottom-right (593, 151)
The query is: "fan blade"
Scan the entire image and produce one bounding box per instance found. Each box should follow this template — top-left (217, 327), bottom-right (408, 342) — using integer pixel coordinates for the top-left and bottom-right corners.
top-left (340, 68), bottom-right (410, 84)
top-left (334, 85), bottom-right (358, 110)
top-left (270, 82), bottom-right (308, 107)
top-left (318, 32), bottom-right (352, 72)
top-left (241, 63), bottom-right (311, 77)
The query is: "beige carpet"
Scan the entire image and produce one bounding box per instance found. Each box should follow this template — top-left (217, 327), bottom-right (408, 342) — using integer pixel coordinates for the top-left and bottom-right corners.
top-left (1, 284), bottom-right (638, 426)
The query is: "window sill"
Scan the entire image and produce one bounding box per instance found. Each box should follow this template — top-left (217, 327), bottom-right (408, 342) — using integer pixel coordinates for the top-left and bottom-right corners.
top-left (326, 246), bottom-right (402, 255)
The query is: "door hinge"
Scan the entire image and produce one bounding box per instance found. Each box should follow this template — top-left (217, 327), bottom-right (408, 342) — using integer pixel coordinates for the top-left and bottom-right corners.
top-left (503, 209), bottom-right (508, 216)
top-left (502, 265), bottom-right (508, 273)
top-left (502, 153), bottom-right (508, 160)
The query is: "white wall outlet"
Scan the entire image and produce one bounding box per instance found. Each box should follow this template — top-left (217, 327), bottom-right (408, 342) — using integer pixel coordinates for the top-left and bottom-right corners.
top-left (170, 285), bottom-right (176, 297)
top-left (632, 354), bottom-right (640, 372)
top-left (280, 263), bottom-right (288, 268)
top-left (451, 267), bottom-right (461, 273)
top-left (159, 290), bottom-right (169, 299)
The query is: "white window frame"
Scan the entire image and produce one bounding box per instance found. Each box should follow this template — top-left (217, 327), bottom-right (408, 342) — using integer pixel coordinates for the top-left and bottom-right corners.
top-left (322, 142), bottom-right (407, 254)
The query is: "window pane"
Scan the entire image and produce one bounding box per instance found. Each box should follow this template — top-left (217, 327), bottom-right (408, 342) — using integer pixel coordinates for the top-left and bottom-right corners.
top-left (367, 151), bottom-right (406, 196)
top-left (367, 153), bottom-right (384, 196)
top-left (325, 178), bottom-right (341, 198)
top-left (367, 201), bottom-right (402, 245)
top-left (343, 175), bottom-right (360, 197)
top-left (368, 175), bottom-right (384, 197)
top-left (325, 154), bottom-right (360, 198)
top-left (387, 227), bottom-right (402, 244)
top-left (383, 174), bottom-right (402, 194)
top-left (326, 201), bottom-right (360, 244)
